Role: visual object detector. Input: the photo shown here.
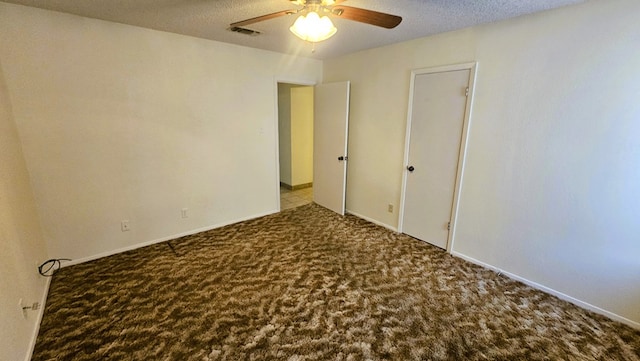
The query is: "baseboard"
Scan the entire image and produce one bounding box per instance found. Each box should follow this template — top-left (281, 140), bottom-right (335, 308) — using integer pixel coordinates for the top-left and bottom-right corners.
top-left (63, 210), bottom-right (279, 268)
top-left (345, 209), bottom-right (398, 232)
top-left (25, 276), bottom-right (51, 361)
top-left (451, 251), bottom-right (640, 330)
top-left (280, 182), bottom-right (312, 191)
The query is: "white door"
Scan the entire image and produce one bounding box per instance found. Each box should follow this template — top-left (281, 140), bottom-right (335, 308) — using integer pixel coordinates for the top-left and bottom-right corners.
top-left (401, 68), bottom-right (471, 249)
top-left (313, 81), bottom-right (350, 215)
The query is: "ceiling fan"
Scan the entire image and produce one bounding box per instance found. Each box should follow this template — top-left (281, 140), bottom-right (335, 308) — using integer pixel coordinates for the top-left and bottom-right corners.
top-left (230, 0), bottom-right (402, 43)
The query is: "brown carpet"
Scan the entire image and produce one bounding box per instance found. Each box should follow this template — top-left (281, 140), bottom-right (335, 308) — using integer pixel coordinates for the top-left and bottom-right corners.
top-left (33, 203), bottom-right (640, 360)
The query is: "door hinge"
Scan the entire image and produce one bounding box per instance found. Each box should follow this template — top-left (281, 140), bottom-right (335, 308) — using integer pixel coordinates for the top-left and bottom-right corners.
top-left (465, 87), bottom-right (469, 97)
top-left (447, 222), bottom-right (451, 231)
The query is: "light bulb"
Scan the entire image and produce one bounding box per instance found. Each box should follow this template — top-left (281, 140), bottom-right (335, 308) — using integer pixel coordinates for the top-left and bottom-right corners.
top-left (290, 11), bottom-right (337, 43)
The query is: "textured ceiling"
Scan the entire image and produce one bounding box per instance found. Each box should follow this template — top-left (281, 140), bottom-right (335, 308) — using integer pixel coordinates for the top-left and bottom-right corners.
top-left (2, 0), bottom-right (585, 59)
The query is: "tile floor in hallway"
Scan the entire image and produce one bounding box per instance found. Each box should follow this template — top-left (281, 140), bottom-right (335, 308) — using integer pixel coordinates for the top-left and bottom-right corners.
top-left (280, 186), bottom-right (313, 210)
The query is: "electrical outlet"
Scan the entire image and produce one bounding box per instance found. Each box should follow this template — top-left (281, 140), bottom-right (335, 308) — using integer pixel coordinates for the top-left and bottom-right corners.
top-left (121, 220), bottom-right (130, 232)
top-left (18, 299), bottom-right (40, 318)
top-left (18, 298), bottom-right (26, 319)
top-left (181, 208), bottom-right (189, 219)
top-left (388, 204), bottom-right (394, 213)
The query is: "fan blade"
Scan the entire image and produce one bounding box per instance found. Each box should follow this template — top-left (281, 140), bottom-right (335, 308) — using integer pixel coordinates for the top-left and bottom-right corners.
top-left (332, 6), bottom-right (402, 29)
top-left (230, 9), bottom-right (298, 28)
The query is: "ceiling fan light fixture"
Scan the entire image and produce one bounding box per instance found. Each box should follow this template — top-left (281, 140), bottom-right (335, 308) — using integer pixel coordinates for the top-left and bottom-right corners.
top-left (289, 11), bottom-right (337, 43)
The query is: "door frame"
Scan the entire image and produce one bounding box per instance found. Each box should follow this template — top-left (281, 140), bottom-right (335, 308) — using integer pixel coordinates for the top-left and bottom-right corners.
top-left (398, 62), bottom-right (478, 253)
top-left (273, 77), bottom-right (317, 212)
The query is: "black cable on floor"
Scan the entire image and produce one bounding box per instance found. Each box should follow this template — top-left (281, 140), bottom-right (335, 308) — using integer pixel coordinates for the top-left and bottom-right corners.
top-left (167, 241), bottom-right (179, 257)
top-left (38, 258), bottom-right (71, 277)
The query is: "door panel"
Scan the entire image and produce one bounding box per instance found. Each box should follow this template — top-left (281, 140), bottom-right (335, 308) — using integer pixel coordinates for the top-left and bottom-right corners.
top-left (313, 81), bottom-right (350, 215)
top-left (402, 70), bottom-right (470, 249)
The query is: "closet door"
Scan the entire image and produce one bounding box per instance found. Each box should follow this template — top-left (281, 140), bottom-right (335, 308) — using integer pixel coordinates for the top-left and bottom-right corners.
top-left (401, 68), bottom-right (472, 249)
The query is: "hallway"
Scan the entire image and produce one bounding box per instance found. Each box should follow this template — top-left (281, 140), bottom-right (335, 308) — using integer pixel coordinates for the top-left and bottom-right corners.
top-left (280, 186), bottom-right (313, 210)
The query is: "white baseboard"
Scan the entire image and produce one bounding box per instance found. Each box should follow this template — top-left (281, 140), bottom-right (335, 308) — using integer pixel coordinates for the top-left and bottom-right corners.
top-left (345, 209), bottom-right (398, 232)
top-left (63, 210), bottom-right (279, 268)
top-left (451, 251), bottom-right (640, 330)
top-left (25, 276), bottom-right (51, 361)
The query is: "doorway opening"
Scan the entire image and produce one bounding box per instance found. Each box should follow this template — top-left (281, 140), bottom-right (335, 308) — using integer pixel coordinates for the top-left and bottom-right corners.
top-left (277, 82), bottom-right (315, 211)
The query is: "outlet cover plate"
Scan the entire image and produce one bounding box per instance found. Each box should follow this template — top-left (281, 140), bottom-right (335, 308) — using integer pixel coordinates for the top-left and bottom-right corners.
top-left (121, 220), bottom-right (130, 231)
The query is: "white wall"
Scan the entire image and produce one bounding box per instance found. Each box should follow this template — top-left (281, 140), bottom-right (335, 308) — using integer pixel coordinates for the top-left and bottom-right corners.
top-left (324, 0), bottom-right (640, 325)
top-left (0, 59), bottom-right (49, 360)
top-left (0, 3), bottom-right (322, 262)
top-left (290, 86), bottom-right (314, 186)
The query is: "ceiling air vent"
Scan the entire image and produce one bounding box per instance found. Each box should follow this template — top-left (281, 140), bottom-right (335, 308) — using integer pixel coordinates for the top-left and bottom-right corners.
top-left (229, 26), bottom-right (261, 36)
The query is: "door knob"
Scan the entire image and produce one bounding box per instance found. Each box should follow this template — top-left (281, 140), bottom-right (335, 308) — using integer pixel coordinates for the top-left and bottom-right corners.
top-left (407, 165), bottom-right (415, 172)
